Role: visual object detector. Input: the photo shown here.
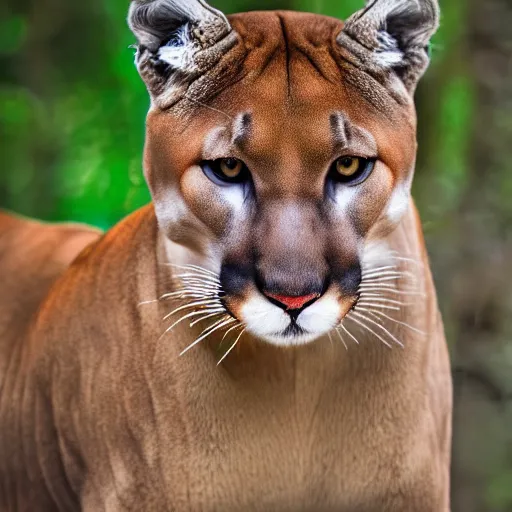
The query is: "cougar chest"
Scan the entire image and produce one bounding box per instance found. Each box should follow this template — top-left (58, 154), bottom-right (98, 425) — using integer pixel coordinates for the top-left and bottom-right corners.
top-left (95, 342), bottom-right (434, 512)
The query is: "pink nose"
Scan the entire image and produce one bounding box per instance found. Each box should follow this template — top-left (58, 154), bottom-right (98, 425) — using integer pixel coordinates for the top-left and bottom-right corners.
top-left (266, 293), bottom-right (320, 311)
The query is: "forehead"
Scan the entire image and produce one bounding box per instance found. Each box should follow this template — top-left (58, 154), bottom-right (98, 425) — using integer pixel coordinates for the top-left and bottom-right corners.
top-left (150, 11), bottom-right (416, 166)
top-left (214, 11), bottom-right (413, 120)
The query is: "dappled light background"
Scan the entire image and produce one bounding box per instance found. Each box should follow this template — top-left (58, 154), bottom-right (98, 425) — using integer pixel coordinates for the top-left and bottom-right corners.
top-left (0, 0), bottom-right (511, 510)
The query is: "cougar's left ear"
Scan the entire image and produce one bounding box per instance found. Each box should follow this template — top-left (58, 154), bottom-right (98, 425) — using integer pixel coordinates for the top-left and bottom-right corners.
top-left (128, 0), bottom-right (235, 105)
top-left (340, 0), bottom-right (440, 91)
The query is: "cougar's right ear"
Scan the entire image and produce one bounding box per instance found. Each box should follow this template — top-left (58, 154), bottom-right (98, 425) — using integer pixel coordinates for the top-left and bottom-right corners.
top-left (128, 0), bottom-right (235, 105)
top-left (340, 0), bottom-right (440, 92)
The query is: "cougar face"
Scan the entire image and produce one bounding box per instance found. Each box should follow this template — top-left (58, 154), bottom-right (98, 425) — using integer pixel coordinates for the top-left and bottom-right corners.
top-left (130, 0), bottom-right (438, 346)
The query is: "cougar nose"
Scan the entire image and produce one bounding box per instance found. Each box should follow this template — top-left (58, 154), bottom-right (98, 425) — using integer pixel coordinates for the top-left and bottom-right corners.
top-left (265, 292), bottom-right (320, 311)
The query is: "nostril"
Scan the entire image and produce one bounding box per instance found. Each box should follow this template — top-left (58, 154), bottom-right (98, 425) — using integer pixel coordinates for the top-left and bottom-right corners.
top-left (265, 292), bottom-right (321, 311)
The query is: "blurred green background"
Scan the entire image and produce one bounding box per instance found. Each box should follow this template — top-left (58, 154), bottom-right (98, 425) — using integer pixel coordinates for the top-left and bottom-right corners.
top-left (0, 0), bottom-right (511, 510)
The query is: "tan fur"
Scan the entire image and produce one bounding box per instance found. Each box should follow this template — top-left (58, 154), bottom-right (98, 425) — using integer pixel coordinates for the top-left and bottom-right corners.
top-left (0, 6), bottom-right (452, 512)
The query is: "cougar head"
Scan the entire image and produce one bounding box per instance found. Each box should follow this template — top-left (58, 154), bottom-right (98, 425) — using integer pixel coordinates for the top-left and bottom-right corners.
top-left (128, 0), bottom-right (439, 346)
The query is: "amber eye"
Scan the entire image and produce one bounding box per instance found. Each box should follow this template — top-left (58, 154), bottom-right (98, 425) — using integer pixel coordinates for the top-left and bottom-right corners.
top-left (201, 158), bottom-right (249, 185)
top-left (336, 157), bottom-right (361, 177)
top-left (219, 158), bottom-right (244, 179)
top-left (330, 156), bottom-right (375, 186)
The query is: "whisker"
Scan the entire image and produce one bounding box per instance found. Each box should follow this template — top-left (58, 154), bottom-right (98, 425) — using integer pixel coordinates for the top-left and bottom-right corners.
top-left (360, 308), bottom-right (427, 336)
top-left (362, 265), bottom-right (398, 275)
top-left (357, 296), bottom-right (407, 307)
top-left (334, 329), bottom-right (348, 350)
top-left (361, 276), bottom-right (407, 284)
top-left (173, 276), bottom-right (221, 286)
top-left (164, 307), bottom-right (225, 334)
top-left (362, 270), bottom-right (407, 279)
top-left (217, 327), bottom-right (246, 365)
top-left (172, 287), bottom-right (220, 298)
top-left (173, 287), bottom-right (220, 297)
top-left (169, 294), bottom-right (217, 302)
top-left (351, 311), bottom-right (404, 348)
top-left (190, 311), bottom-right (224, 327)
top-left (162, 289), bottom-right (218, 300)
top-left (198, 316), bottom-right (232, 335)
top-left (173, 272), bottom-right (220, 282)
top-left (359, 282), bottom-right (398, 290)
top-left (356, 302), bottom-right (401, 311)
top-left (169, 288), bottom-right (220, 298)
top-left (345, 314), bottom-right (393, 349)
top-left (357, 286), bottom-right (426, 297)
top-left (142, 286), bottom-right (220, 305)
top-left (171, 277), bottom-right (220, 289)
top-left (172, 277), bottom-right (220, 289)
top-left (163, 299), bottom-right (222, 320)
top-left (161, 283), bottom-right (221, 299)
top-left (180, 317), bottom-right (236, 357)
top-left (173, 274), bottom-right (221, 286)
top-left (222, 322), bottom-right (244, 342)
top-left (388, 255), bottom-right (424, 267)
top-left (167, 263), bottom-right (220, 278)
top-left (362, 272), bottom-right (416, 282)
top-left (138, 299), bottom-right (159, 307)
top-left (338, 324), bottom-right (360, 345)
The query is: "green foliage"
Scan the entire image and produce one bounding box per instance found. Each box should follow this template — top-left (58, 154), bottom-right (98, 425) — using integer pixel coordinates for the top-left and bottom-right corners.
top-left (487, 471), bottom-right (512, 510)
top-left (0, 0), bottom-right (471, 229)
top-left (0, 16), bottom-right (27, 56)
top-left (214, 0), bottom-right (290, 12)
top-left (294, 0), bottom-right (362, 17)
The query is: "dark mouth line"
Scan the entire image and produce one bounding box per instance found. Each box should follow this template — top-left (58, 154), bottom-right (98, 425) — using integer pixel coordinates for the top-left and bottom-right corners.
top-left (275, 321), bottom-right (308, 338)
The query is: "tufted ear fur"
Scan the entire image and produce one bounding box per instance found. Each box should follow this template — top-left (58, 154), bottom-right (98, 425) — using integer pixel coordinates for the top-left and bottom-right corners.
top-left (128, 0), bottom-right (235, 105)
top-left (341, 0), bottom-right (440, 91)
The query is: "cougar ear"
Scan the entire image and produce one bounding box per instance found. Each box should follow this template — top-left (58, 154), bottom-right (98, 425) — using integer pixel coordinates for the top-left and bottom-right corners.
top-left (341, 0), bottom-right (440, 91)
top-left (128, 0), bottom-right (234, 104)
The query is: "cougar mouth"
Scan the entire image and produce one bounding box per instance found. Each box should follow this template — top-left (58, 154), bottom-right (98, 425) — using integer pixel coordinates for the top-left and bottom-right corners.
top-left (229, 289), bottom-right (358, 347)
top-left (222, 293), bottom-right (319, 344)
top-left (168, 252), bottom-right (422, 354)
top-left (167, 262), bottom-right (359, 349)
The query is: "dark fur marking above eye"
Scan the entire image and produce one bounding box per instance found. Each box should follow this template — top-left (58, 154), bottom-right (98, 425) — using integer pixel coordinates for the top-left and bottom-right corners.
top-left (232, 113), bottom-right (253, 148)
top-left (330, 112), bottom-right (352, 148)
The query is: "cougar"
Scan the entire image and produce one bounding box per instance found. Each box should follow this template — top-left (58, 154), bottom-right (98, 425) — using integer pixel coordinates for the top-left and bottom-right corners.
top-left (0, 0), bottom-right (452, 510)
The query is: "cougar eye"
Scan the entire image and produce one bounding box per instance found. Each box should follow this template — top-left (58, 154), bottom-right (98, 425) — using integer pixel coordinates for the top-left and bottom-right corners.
top-left (336, 157), bottom-right (361, 176)
top-left (331, 157), bottom-right (375, 185)
top-left (220, 158), bottom-right (244, 179)
top-left (201, 158), bottom-right (249, 185)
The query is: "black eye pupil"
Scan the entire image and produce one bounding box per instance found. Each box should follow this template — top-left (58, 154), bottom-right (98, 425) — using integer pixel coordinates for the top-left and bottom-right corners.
top-left (341, 158), bottom-right (353, 167)
top-left (224, 158), bottom-right (239, 170)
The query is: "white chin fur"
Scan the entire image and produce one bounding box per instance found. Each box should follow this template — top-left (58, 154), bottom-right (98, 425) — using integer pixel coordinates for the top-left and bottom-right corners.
top-left (296, 293), bottom-right (341, 333)
top-left (240, 292), bottom-right (341, 347)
